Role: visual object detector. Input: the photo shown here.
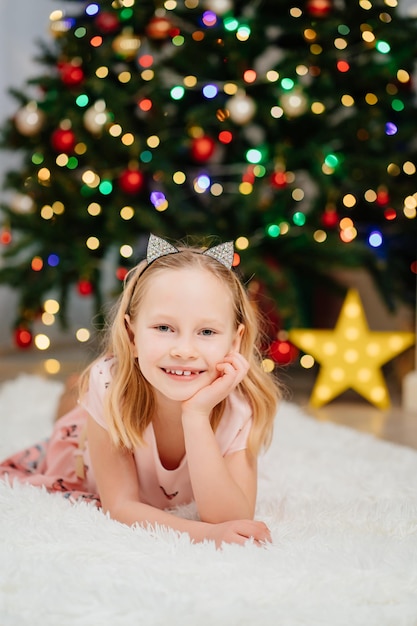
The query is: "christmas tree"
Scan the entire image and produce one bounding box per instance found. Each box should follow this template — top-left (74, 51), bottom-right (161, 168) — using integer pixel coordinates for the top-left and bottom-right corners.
top-left (0, 0), bottom-right (416, 359)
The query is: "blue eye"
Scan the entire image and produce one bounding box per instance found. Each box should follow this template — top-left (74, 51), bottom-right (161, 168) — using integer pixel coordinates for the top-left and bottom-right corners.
top-left (157, 325), bottom-right (171, 332)
top-left (200, 329), bottom-right (215, 336)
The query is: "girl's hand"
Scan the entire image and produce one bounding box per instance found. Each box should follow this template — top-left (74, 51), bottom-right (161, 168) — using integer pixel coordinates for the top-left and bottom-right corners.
top-left (182, 351), bottom-right (249, 417)
top-left (206, 519), bottom-right (272, 549)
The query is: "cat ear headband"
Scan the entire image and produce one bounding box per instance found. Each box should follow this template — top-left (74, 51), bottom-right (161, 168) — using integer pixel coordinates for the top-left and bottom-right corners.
top-left (146, 233), bottom-right (234, 269)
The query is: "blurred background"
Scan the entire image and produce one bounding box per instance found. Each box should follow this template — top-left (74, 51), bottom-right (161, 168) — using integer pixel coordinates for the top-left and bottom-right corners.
top-left (0, 0), bottom-right (416, 445)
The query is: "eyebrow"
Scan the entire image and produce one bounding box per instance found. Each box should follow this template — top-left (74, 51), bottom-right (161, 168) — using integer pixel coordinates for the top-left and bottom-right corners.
top-left (148, 313), bottom-right (227, 328)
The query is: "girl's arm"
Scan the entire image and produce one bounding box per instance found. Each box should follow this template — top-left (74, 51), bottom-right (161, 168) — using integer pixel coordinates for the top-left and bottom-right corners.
top-left (86, 413), bottom-right (270, 548)
top-left (182, 413), bottom-right (257, 523)
top-left (181, 352), bottom-right (258, 523)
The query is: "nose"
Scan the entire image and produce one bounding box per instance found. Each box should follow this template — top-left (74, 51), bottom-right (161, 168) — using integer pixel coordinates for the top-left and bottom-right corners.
top-left (169, 334), bottom-right (198, 360)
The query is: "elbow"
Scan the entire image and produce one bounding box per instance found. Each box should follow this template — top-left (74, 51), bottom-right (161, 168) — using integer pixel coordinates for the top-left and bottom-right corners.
top-left (101, 500), bottom-right (121, 521)
top-left (100, 497), bottom-right (133, 525)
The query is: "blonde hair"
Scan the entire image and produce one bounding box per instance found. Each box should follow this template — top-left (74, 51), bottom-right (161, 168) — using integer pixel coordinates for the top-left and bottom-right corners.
top-left (80, 242), bottom-right (282, 456)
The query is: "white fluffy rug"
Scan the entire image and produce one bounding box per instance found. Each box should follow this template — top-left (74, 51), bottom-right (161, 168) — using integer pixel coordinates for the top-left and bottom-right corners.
top-left (1, 375), bottom-right (417, 626)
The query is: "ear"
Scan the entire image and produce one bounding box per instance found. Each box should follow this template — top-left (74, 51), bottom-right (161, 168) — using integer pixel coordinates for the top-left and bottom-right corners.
top-left (232, 323), bottom-right (245, 352)
top-left (124, 314), bottom-right (137, 356)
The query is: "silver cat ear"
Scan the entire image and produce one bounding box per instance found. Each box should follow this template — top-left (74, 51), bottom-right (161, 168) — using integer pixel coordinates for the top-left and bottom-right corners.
top-left (203, 241), bottom-right (234, 269)
top-left (147, 234), bottom-right (179, 264)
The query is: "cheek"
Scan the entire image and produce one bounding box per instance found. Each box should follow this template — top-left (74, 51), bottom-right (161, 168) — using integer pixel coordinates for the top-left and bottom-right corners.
top-left (137, 334), bottom-right (165, 365)
top-left (136, 349), bottom-right (153, 378)
top-left (206, 337), bottom-right (234, 360)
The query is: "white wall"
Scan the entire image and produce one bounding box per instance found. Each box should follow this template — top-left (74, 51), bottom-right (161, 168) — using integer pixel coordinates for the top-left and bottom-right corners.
top-left (0, 0), bottom-right (57, 177)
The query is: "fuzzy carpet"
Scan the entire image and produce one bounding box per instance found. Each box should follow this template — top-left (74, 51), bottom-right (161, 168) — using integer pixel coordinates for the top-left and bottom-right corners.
top-left (1, 375), bottom-right (417, 625)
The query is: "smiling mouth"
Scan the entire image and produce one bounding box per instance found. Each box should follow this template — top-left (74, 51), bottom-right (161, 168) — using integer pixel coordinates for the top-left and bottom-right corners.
top-left (162, 368), bottom-right (203, 377)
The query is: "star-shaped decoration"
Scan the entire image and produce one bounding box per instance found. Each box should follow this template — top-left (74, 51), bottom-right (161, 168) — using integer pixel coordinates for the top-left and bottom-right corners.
top-left (288, 289), bottom-right (415, 409)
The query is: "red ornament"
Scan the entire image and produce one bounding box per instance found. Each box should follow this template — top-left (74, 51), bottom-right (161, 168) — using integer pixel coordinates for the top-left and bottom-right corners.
top-left (384, 208), bottom-right (397, 221)
top-left (376, 189), bottom-right (390, 206)
top-left (59, 63), bottom-right (85, 86)
top-left (14, 327), bottom-right (33, 349)
top-left (270, 171), bottom-right (288, 189)
top-left (306, 0), bottom-right (333, 17)
top-left (95, 12), bottom-right (120, 34)
top-left (146, 16), bottom-right (175, 40)
top-left (242, 166), bottom-right (255, 184)
top-left (321, 209), bottom-right (339, 228)
top-left (116, 267), bottom-right (129, 281)
top-left (269, 339), bottom-right (298, 365)
top-left (218, 130), bottom-right (233, 144)
top-left (190, 136), bottom-right (216, 162)
top-left (0, 228), bottom-right (12, 245)
top-left (51, 128), bottom-right (76, 153)
top-left (77, 279), bottom-right (94, 296)
top-left (118, 168), bottom-right (145, 194)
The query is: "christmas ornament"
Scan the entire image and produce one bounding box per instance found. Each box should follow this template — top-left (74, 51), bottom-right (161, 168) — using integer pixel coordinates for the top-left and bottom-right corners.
top-left (321, 208), bottom-right (339, 228)
top-left (51, 128), bottom-right (76, 153)
top-left (118, 168), bottom-right (145, 194)
top-left (306, 0), bottom-right (333, 17)
top-left (112, 31), bottom-right (141, 59)
top-left (10, 194), bottom-right (35, 214)
top-left (289, 289), bottom-right (415, 409)
top-left (49, 17), bottom-right (72, 38)
top-left (269, 339), bottom-right (298, 365)
top-left (14, 103), bottom-right (45, 136)
top-left (59, 62), bottom-right (84, 86)
top-left (190, 136), bottom-right (216, 162)
top-left (203, 0), bottom-right (233, 14)
top-left (0, 228), bottom-right (12, 245)
top-left (145, 16), bottom-right (174, 40)
top-left (270, 170), bottom-right (288, 189)
top-left (14, 327), bottom-right (33, 349)
top-left (280, 88), bottom-right (308, 117)
top-left (83, 101), bottom-right (109, 134)
top-left (95, 11), bottom-right (120, 34)
top-left (226, 92), bottom-right (256, 125)
top-left (77, 279), bottom-right (93, 296)
top-left (376, 187), bottom-right (390, 206)
top-left (116, 267), bottom-right (129, 281)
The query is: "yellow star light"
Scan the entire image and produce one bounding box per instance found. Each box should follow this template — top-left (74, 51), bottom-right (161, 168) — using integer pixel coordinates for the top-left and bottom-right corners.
top-left (288, 289), bottom-right (415, 409)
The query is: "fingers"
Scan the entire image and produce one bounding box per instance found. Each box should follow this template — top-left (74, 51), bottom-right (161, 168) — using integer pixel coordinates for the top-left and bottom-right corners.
top-left (212, 519), bottom-right (272, 549)
top-left (234, 520), bottom-right (272, 545)
top-left (243, 521), bottom-right (272, 543)
top-left (223, 351), bottom-right (249, 374)
top-left (182, 353), bottom-right (248, 415)
top-left (216, 352), bottom-right (249, 385)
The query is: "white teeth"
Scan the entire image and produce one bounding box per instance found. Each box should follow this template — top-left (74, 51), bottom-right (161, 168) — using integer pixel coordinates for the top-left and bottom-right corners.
top-left (165, 369), bottom-right (193, 376)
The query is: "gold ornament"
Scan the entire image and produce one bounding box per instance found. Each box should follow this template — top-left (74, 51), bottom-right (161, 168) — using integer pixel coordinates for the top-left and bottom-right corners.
top-left (83, 100), bottom-right (110, 134)
top-left (226, 92), bottom-right (256, 125)
top-left (15, 102), bottom-right (45, 136)
top-left (203, 0), bottom-right (233, 13)
top-left (289, 289), bottom-right (415, 409)
top-left (280, 88), bottom-right (308, 117)
top-left (112, 31), bottom-right (141, 60)
top-left (10, 193), bottom-right (35, 214)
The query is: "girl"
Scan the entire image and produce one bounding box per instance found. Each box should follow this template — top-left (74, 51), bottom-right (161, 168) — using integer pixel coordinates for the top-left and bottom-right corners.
top-left (0, 234), bottom-right (281, 547)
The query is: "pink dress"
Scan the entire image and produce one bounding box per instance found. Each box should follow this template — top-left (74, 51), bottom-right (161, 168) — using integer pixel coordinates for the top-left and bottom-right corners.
top-left (0, 356), bottom-right (253, 509)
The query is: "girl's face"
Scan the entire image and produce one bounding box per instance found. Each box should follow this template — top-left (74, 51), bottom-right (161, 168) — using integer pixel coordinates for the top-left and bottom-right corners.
top-left (126, 267), bottom-right (244, 405)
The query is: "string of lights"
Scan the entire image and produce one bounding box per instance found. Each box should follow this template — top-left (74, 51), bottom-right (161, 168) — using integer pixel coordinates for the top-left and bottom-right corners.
top-left (0, 0), bottom-right (416, 375)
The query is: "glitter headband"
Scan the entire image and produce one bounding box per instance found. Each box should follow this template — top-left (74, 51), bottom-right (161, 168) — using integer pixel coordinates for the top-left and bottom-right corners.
top-left (146, 233), bottom-right (234, 269)
top-left (125, 234), bottom-right (235, 314)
